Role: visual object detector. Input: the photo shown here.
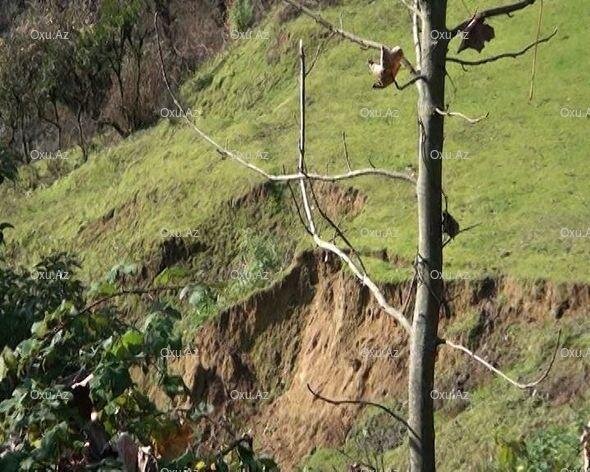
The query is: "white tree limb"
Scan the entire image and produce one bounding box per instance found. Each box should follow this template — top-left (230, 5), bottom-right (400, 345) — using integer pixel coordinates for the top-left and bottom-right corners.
top-left (441, 328), bottom-right (561, 389)
top-left (295, 40), bottom-right (412, 335)
top-left (154, 13), bottom-right (415, 186)
top-left (435, 107), bottom-right (489, 124)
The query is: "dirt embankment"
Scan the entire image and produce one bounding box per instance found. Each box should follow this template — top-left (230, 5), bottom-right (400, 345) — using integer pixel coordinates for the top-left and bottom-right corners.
top-left (158, 250), bottom-right (589, 469)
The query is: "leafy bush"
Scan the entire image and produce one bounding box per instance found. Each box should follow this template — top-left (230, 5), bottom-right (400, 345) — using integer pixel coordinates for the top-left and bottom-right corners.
top-left (495, 426), bottom-right (580, 471)
top-left (0, 256), bottom-right (278, 470)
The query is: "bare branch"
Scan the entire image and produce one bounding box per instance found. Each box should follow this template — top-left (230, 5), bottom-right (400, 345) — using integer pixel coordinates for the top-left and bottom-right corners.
top-left (305, 32), bottom-right (335, 77)
top-left (398, 0), bottom-right (424, 20)
top-left (308, 181), bottom-right (367, 274)
top-left (401, 271), bottom-right (417, 318)
top-left (283, 0), bottom-right (381, 50)
top-left (341, 131), bottom-right (352, 172)
top-left (307, 384), bottom-right (416, 437)
top-left (282, 0), bottom-right (417, 74)
top-left (435, 107), bottom-right (489, 124)
top-left (447, 27), bottom-right (557, 67)
top-left (442, 222), bottom-right (481, 248)
top-left (284, 166), bottom-right (312, 235)
top-left (440, 328), bottom-right (562, 389)
top-left (528, 0), bottom-right (545, 101)
top-left (295, 43), bottom-right (412, 334)
top-left (155, 14), bottom-right (415, 186)
top-left (450, 0), bottom-right (537, 36)
top-left (77, 285), bottom-right (186, 316)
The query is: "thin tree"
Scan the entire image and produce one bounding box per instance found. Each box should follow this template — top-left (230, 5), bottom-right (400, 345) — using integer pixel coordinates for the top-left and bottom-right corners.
top-left (155, 1), bottom-right (560, 468)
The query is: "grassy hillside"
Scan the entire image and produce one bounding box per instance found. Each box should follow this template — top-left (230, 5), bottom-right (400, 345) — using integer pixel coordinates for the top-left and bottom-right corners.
top-left (1, 0), bottom-right (589, 469)
top-left (2, 0), bottom-right (589, 284)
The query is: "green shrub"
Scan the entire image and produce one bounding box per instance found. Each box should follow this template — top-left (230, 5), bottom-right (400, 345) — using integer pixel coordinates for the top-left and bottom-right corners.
top-left (229, 0), bottom-right (254, 33)
top-left (495, 426), bottom-right (580, 471)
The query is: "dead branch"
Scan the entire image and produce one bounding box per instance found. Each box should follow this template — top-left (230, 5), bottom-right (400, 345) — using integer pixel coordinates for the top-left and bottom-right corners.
top-left (295, 41), bottom-right (412, 334)
top-left (308, 181), bottom-right (367, 273)
top-left (341, 131), bottom-right (352, 172)
top-left (156, 26), bottom-right (414, 333)
top-left (395, 75), bottom-right (426, 91)
top-left (442, 222), bottom-right (481, 248)
top-left (307, 384), bottom-right (416, 437)
top-left (155, 14), bottom-right (415, 186)
top-left (450, 0), bottom-right (537, 36)
top-left (435, 108), bottom-right (489, 124)
top-left (282, 0), bottom-right (381, 50)
top-left (282, 0), bottom-right (417, 74)
top-left (440, 328), bottom-right (562, 389)
top-left (447, 27), bottom-right (557, 67)
top-left (401, 271), bottom-right (417, 318)
top-left (306, 32), bottom-right (335, 77)
top-left (398, 0), bottom-right (424, 20)
top-left (284, 165), bottom-right (313, 235)
top-left (77, 285), bottom-right (186, 316)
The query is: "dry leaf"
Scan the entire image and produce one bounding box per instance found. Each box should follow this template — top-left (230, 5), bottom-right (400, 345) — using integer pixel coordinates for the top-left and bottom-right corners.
top-left (368, 46), bottom-right (404, 89)
top-left (457, 15), bottom-right (495, 53)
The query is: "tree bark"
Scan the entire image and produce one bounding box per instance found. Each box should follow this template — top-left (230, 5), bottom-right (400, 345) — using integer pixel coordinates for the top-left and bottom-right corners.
top-left (408, 1), bottom-right (447, 470)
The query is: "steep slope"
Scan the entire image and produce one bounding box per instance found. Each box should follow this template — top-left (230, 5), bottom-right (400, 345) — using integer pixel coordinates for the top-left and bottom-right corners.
top-left (149, 250), bottom-right (589, 470)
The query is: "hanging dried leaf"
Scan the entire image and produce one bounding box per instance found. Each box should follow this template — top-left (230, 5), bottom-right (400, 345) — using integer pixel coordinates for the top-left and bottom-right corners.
top-left (368, 46), bottom-right (404, 89)
top-left (457, 15), bottom-right (495, 53)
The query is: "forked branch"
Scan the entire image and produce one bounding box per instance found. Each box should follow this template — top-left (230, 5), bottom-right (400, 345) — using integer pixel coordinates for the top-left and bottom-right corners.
top-left (295, 40), bottom-right (412, 333)
top-left (440, 328), bottom-right (562, 389)
top-left (307, 384), bottom-right (416, 438)
top-left (282, 0), bottom-right (417, 73)
top-left (154, 13), bottom-right (415, 186)
top-left (447, 28), bottom-right (557, 67)
top-left (449, 0), bottom-right (538, 36)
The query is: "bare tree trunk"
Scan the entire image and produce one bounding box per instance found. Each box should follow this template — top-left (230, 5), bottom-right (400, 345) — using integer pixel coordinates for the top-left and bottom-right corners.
top-left (408, 1), bottom-right (447, 470)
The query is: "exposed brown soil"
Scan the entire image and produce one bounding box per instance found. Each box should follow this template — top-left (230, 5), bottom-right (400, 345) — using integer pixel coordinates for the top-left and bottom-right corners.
top-left (153, 251), bottom-right (590, 470)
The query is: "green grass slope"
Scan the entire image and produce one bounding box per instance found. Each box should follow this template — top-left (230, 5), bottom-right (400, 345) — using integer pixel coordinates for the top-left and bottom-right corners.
top-left (2, 0), bottom-right (589, 283)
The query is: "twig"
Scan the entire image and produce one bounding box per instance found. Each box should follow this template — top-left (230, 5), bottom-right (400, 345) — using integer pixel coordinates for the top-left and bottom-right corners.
top-left (450, 0), bottom-right (537, 36)
top-left (155, 13), bottom-right (415, 186)
top-left (435, 108), bottom-right (489, 124)
top-left (440, 328), bottom-right (562, 389)
top-left (394, 74), bottom-right (426, 91)
top-left (282, 0), bottom-right (417, 74)
top-left (341, 131), bottom-right (352, 172)
top-left (401, 271), bottom-right (417, 317)
top-left (442, 223), bottom-right (481, 248)
top-left (77, 285), bottom-right (186, 316)
top-left (305, 32), bottom-right (335, 77)
top-left (307, 384), bottom-right (417, 437)
top-left (447, 28), bottom-right (557, 67)
top-left (528, 0), bottom-right (544, 101)
top-left (308, 181), bottom-right (367, 274)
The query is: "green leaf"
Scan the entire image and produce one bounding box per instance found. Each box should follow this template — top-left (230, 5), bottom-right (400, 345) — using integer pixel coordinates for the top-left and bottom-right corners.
top-left (30, 321), bottom-right (48, 338)
top-left (154, 266), bottom-right (190, 286)
top-left (110, 330), bottom-right (143, 359)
